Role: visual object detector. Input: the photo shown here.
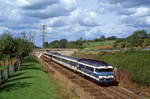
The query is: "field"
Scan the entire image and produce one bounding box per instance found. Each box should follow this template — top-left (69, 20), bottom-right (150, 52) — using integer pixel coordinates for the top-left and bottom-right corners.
top-left (83, 40), bottom-right (115, 49)
top-left (72, 50), bottom-right (150, 86)
top-left (0, 56), bottom-right (59, 99)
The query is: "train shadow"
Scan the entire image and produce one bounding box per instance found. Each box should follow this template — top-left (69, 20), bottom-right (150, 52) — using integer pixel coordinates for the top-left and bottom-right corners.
top-left (79, 73), bottom-right (119, 87)
top-left (98, 81), bottom-right (119, 87)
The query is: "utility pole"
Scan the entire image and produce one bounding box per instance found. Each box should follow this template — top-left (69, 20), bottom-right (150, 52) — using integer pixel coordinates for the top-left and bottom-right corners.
top-left (29, 31), bottom-right (36, 48)
top-left (29, 31), bottom-right (32, 42)
top-left (41, 25), bottom-right (47, 63)
top-left (33, 31), bottom-right (35, 48)
top-left (31, 31), bottom-right (35, 48)
top-left (21, 31), bottom-right (27, 40)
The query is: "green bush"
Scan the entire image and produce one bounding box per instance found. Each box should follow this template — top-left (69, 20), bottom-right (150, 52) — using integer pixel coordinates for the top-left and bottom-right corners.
top-left (72, 50), bottom-right (150, 86)
top-left (98, 50), bottom-right (150, 86)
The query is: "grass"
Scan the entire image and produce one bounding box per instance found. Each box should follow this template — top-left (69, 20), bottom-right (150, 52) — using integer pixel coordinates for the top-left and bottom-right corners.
top-left (83, 40), bottom-right (115, 49)
top-left (99, 50), bottom-right (150, 86)
top-left (0, 56), bottom-right (58, 99)
top-left (0, 66), bottom-right (8, 70)
top-left (72, 50), bottom-right (150, 86)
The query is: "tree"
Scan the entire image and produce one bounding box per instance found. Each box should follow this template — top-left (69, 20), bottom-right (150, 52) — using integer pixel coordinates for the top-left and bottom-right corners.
top-left (114, 30), bottom-right (150, 48)
top-left (100, 35), bottom-right (106, 41)
top-left (75, 38), bottom-right (84, 49)
top-left (0, 32), bottom-right (34, 66)
top-left (107, 36), bottom-right (117, 40)
top-left (66, 42), bottom-right (76, 48)
top-left (59, 39), bottom-right (68, 48)
top-left (132, 30), bottom-right (147, 39)
top-left (14, 38), bottom-right (33, 60)
top-left (43, 42), bottom-right (49, 48)
top-left (49, 40), bottom-right (60, 48)
top-left (0, 33), bottom-right (16, 65)
top-left (143, 39), bottom-right (150, 47)
top-left (147, 34), bottom-right (150, 38)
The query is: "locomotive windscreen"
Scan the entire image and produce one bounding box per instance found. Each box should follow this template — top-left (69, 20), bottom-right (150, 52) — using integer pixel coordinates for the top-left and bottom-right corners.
top-left (95, 68), bottom-right (113, 72)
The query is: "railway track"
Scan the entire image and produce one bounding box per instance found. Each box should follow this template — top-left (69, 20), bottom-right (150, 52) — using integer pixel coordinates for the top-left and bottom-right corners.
top-left (42, 57), bottom-right (138, 99)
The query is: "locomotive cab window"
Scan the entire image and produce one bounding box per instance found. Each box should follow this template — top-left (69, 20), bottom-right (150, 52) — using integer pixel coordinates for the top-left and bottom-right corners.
top-left (95, 68), bottom-right (113, 72)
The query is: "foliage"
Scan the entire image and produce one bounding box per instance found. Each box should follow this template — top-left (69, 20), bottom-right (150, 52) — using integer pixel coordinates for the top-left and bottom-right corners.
top-left (99, 50), bottom-right (150, 86)
top-left (72, 50), bottom-right (150, 86)
top-left (44, 36), bottom-right (118, 49)
top-left (83, 40), bottom-right (115, 48)
top-left (14, 38), bottom-right (33, 59)
top-left (0, 34), bottom-right (15, 61)
top-left (0, 33), bottom-right (33, 65)
top-left (43, 42), bottom-right (49, 48)
top-left (45, 38), bottom-right (84, 49)
top-left (114, 30), bottom-right (150, 48)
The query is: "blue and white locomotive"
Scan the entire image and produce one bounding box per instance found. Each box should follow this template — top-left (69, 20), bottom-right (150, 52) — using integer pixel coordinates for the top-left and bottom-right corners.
top-left (43, 51), bottom-right (115, 84)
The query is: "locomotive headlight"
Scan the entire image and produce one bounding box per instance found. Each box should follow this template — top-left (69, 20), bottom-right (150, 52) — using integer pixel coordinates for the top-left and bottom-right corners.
top-left (107, 76), bottom-right (114, 79)
top-left (99, 76), bottom-right (103, 79)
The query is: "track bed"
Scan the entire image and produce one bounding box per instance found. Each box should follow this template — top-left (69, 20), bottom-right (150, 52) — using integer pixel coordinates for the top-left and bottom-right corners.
top-left (43, 57), bottom-right (139, 99)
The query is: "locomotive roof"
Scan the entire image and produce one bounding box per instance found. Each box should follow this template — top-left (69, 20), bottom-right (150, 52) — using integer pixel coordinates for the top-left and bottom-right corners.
top-left (78, 58), bottom-right (110, 67)
top-left (59, 54), bottom-right (78, 61)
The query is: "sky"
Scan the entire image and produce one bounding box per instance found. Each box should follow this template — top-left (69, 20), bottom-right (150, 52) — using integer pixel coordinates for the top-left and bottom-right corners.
top-left (0, 0), bottom-right (150, 46)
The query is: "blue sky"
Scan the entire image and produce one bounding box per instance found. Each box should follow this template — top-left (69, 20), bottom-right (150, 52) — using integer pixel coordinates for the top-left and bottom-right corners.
top-left (0, 0), bottom-right (150, 46)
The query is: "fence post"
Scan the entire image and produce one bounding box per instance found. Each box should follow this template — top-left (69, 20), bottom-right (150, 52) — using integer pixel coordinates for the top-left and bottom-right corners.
top-left (8, 66), bottom-right (10, 77)
top-left (17, 59), bottom-right (21, 71)
top-left (0, 70), bottom-right (1, 85)
top-left (0, 59), bottom-right (21, 86)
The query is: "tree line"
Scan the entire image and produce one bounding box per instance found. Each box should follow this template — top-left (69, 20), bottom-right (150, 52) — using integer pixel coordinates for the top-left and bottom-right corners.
top-left (0, 33), bottom-right (34, 66)
top-left (114, 30), bottom-right (150, 48)
top-left (43, 36), bottom-right (118, 49)
top-left (44, 30), bottom-right (150, 49)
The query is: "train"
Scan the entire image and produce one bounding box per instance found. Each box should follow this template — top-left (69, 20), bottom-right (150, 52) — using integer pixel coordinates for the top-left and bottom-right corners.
top-left (43, 51), bottom-right (116, 84)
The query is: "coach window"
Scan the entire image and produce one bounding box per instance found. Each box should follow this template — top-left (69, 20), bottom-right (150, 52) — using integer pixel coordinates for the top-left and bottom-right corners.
top-left (62, 59), bottom-right (66, 62)
top-left (79, 64), bottom-right (85, 68)
top-left (72, 62), bottom-right (78, 66)
top-left (86, 66), bottom-right (94, 72)
top-left (53, 56), bottom-right (56, 59)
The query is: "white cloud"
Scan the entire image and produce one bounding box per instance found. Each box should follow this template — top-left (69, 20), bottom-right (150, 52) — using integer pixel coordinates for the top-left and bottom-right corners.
top-left (60, 0), bottom-right (77, 10)
top-left (133, 7), bottom-right (150, 17)
top-left (0, 0), bottom-right (150, 45)
top-left (0, 26), bottom-right (10, 34)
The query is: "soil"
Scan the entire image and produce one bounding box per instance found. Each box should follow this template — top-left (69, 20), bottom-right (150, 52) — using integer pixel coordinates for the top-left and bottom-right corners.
top-left (39, 59), bottom-right (96, 99)
top-left (116, 69), bottom-right (150, 99)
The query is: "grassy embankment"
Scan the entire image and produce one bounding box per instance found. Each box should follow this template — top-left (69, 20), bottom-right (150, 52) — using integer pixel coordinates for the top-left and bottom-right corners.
top-left (0, 56), bottom-right (74, 99)
top-left (83, 40), bottom-right (115, 50)
top-left (73, 50), bottom-right (150, 86)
